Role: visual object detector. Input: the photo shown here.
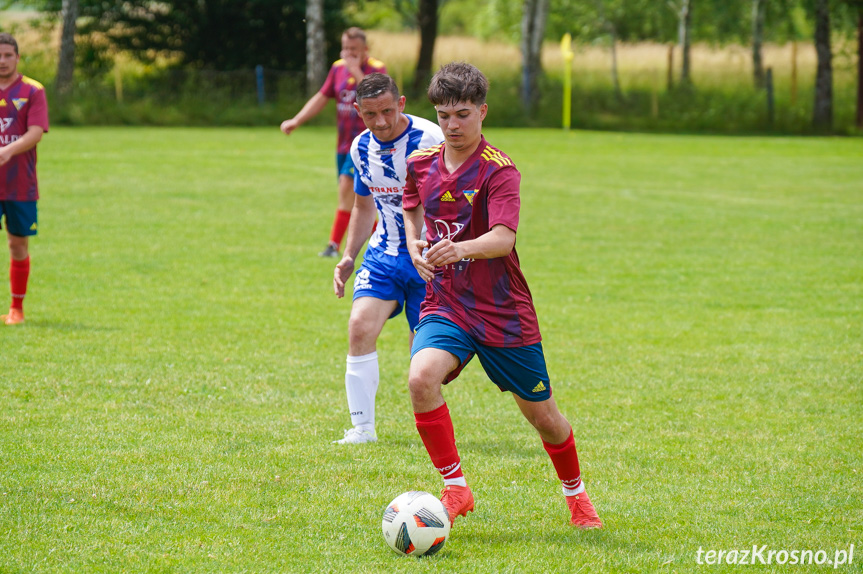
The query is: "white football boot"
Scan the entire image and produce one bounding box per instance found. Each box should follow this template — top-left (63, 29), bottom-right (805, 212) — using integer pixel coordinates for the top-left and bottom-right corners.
top-left (333, 427), bottom-right (377, 445)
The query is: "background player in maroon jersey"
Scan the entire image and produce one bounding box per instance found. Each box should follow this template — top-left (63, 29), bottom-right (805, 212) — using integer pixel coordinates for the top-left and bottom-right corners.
top-left (402, 62), bottom-right (602, 528)
top-left (0, 33), bottom-right (49, 326)
top-left (280, 28), bottom-right (386, 258)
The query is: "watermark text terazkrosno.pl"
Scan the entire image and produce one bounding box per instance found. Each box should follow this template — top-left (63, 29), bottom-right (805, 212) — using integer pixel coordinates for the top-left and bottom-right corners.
top-left (696, 544), bottom-right (854, 568)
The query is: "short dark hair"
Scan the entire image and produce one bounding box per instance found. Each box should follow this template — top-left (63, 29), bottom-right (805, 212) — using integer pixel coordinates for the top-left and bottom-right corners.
top-left (0, 33), bottom-right (19, 55)
top-left (427, 62), bottom-right (489, 107)
top-left (356, 73), bottom-right (400, 104)
top-left (343, 27), bottom-right (366, 44)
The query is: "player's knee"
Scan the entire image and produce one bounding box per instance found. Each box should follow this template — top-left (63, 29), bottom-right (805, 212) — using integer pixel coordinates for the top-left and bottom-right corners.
top-left (407, 366), bottom-right (441, 402)
top-left (8, 236), bottom-right (28, 259)
top-left (524, 406), bottom-right (567, 436)
top-left (348, 315), bottom-right (374, 344)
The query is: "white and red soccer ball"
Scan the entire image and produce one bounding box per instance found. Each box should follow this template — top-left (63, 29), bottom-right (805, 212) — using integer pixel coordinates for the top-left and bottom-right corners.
top-left (381, 491), bottom-right (450, 556)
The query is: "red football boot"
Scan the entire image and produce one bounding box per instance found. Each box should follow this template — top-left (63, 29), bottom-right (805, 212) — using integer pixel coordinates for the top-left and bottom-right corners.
top-left (566, 491), bottom-right (603, 529)
top-left (440, 485), bottom-right (475, 527)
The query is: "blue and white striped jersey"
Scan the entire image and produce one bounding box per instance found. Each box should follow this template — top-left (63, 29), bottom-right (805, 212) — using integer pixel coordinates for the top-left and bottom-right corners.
top-left (350, 114), bottom-right (443, 258)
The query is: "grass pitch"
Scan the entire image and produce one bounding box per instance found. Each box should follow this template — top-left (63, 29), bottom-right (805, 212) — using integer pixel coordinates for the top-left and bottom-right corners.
top-left (2, 127), bottom-right (861, 572)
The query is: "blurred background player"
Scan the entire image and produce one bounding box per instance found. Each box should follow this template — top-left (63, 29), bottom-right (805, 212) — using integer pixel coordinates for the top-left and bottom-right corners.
top-left (0, 33), bottom-right (49, 326)
top-left (403, 62), bottom-right (603, 528)
top-left (280, 27), bottom-right (386, 258)
top-left (332, 73), bottom-right (443, 444)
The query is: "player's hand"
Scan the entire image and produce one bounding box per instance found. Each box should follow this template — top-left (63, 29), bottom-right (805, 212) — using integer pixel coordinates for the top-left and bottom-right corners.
top-left (280, 118), bottom-right (299, 135)
top-left (424, 239), bottom-right (464, 268)
top-left (0, 148), bottom-right (11, 166)
top-left (409, 240), bottom-right (435, 282)
top-left (334, 256), bottom-right (355, 298)
top-left (341, 50), bottom-right (363, 79)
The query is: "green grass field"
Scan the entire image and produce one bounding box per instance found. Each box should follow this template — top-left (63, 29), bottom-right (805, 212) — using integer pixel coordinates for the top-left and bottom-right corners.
top-left (2, 127), bottom-right (861, 572)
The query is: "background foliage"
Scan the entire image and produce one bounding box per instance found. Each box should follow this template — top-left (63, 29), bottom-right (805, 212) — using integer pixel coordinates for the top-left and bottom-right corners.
top-left (0, 0), bottom-right (860, 133)
top-left (10, 0), bottom-right (347, 70)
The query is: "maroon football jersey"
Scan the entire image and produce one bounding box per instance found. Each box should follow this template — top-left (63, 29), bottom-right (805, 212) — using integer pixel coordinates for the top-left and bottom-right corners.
top-left (0, 75), bottom-right (49, 201)
top-left (404, 137), bottom-right (541, 347)
top-left (319, 57), bottom-right (386, 155)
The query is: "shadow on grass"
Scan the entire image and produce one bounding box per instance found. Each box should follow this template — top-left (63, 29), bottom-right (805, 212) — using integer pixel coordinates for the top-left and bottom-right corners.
top-left (21, 319), bottom-right (120, 332)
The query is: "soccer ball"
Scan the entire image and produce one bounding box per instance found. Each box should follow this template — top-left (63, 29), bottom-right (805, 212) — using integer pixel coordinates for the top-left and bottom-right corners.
top-left (381, 491), bottom-right (450, 556)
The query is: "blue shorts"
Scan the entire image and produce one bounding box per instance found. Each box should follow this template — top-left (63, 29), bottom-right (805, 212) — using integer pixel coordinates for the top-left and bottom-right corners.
top-left (411, 315), bottom-right (552, 402)
top-left (336, 153), bottom-right (355, 179)
top-left (0, 201), bottom-right (38, 236)
top-left (353, 251), bottom-right (426, 331)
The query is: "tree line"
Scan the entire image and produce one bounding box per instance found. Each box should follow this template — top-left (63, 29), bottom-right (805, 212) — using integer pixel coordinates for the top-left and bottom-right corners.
top-left (6, 0), bottom-right (863, 130)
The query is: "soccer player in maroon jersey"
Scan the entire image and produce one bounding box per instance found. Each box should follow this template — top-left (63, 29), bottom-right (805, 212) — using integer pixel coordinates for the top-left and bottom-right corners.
top-left (0, 34), bottom-right (49, 326)
top-left (402, 62), bottom-right (602, 528)
top-left (280, 27), bottom-right (386, 258)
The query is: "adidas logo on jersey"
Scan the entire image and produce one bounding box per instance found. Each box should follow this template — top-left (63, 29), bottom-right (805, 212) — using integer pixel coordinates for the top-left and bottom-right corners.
top-left (532, 381), bottom-right (547, 393)
top-left (441, 191), bottom-right (455, 202)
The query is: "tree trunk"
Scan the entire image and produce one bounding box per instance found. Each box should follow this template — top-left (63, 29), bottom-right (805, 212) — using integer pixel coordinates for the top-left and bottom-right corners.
top-left (679, 0), bottom-right (692, 84)
top-left (55, 0), bottom-right (78, 95)
top-left (609, 24), bottom-right (622, 100)
top-left (857, 9), bottom-right (862, 129)
top-left (521, 0), bottom-right (549, 114)
top-left (752, 0), bottom-right (765, 88)
top-left (413, 0), bottom-right (438, 95)
top-left (813, 0), bottom-right (833, 129)
top-left (667, 43), bottom-right (674, 90)
top-left (305, 0), bottom-right (326, 96)
top-left (791, 40), bottom-right (798, 106)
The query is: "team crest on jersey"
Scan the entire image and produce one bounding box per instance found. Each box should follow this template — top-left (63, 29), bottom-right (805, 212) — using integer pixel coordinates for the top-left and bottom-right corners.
top-left (12, 98), bottom-right (27, 111)
top-left (0, 118), bottom-right (13, 132)
top-left (440, 191), bottom-right (455, 202)
top-left (462, 189), bottom-right (478, 205)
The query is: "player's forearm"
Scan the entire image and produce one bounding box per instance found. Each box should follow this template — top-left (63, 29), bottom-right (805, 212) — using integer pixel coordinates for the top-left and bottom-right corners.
top-left (343, 200), bottom-right (376, 260)
top-left (1, 126), bottom-right (43, 159)
top-left (403, 207), bottom-right (425, 256)
top-left (291, 92), bottom-right (329, 125)
top-left (456, 225), bottom-right (516, 260)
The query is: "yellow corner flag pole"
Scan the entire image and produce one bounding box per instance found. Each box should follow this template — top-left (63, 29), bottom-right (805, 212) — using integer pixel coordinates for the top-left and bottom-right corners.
top-left (561, 33), bottom-right (573, 130)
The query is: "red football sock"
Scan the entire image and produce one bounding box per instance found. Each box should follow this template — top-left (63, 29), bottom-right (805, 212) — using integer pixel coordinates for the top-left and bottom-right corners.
top-left (542, 428), bottom-right (583, 493)
top-left (329, 209), bottom-right (352, 247)
top-left (10, 256), bottom-right (30, 311)
top-left (415, 403), bottom-right (464, 481)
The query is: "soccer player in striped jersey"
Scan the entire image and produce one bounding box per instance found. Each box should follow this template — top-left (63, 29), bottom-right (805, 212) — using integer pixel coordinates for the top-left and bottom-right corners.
top-left (402, 63), bottom-right (603, 528)
top-left (331, 73), bottom-right (443, 444)
top-left (0, 34), bottom-right (49, 326)
top-left (280, 28), bottom-right (386, 258)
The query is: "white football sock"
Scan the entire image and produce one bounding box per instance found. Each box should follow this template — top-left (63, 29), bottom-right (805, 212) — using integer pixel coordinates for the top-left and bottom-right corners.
top-left (345, 352), bottom-right (379, 431)
top-left (563, 482), bottom-right (586, 497)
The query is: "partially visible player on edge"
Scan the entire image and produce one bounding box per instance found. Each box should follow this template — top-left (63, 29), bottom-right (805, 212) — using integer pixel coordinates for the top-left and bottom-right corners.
top-left (0, 33), bottom-right (49, 326)
top-left (280, 27), bottom-right (386, 258)
top-left (332, 73), bottom-right (443, 444)
top-left (402, 62), bottom-right (603, 528)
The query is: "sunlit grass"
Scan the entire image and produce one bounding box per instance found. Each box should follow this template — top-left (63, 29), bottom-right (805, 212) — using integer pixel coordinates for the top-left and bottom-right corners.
top-left (1, 127), bottom-right (861, 571)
